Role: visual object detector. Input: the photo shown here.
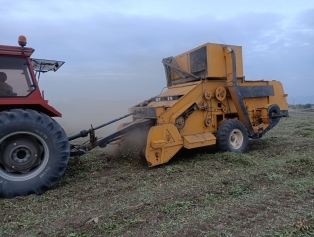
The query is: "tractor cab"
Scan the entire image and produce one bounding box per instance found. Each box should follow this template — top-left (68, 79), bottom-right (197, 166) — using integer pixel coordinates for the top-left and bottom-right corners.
top-left (0, 57), bottom-right (64, 97)
top-left (0, 36), bottom-right (64, 117)
top-left (0, 56), bottom-right (35, 97)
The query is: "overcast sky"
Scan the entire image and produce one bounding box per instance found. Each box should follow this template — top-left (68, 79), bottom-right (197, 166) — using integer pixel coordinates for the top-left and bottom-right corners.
top-left (1, 0), bottom-right (314, 130)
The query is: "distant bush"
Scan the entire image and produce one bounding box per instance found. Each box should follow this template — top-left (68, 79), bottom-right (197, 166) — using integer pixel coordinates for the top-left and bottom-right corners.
top-left (301, 103), bottom-right (312, 109)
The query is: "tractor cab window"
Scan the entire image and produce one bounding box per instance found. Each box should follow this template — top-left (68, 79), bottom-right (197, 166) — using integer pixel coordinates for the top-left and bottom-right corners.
top-left (0, 56), bottom-right (35, 97)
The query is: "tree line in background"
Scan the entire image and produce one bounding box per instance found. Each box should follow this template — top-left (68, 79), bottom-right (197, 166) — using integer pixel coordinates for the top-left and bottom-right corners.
top-left (289, 103), bottom-right (312, 109)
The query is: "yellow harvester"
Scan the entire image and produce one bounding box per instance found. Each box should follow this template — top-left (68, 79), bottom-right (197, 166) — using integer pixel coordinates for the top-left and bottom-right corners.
top-left (109, 42), bottom-right (288, 166)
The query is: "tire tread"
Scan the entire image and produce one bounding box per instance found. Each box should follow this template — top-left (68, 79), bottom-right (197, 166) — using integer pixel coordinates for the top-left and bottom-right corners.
top-left (216, 119), bottom-right (248, 153)
top-left (0, 109), bottom-right (70, 198)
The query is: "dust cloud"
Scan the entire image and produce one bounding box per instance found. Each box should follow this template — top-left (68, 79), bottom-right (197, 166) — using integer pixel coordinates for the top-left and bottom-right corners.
top-left (52, 97), bottom-right (153, 158)
top-left (112, 121), bottom-right (153, 160)
top-left (38, 62), bottom-right (165, 156)
top-left (53, 98), bottom-right (139, 137)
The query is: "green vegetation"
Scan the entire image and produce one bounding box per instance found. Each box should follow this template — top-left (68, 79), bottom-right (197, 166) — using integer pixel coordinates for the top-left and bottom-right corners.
top-left (301, 103), bottom-right (312, 109)
top-left (1, 109), bottom-right (314, 236)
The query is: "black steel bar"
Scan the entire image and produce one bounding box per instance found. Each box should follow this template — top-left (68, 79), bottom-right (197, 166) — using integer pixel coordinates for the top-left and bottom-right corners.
top-left (68, 113), bottom-right (133, 141)
top-left (228, 48), bottom-right (256, 138)
top-left (68, 130), bottom-right (89, 141)
top-left (97, 119), bottom-right (155, 148)
top-left (92, 113), bottom-right (133, 130)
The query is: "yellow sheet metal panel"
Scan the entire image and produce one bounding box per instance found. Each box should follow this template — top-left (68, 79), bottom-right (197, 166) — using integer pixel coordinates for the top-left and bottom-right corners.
top-left (161, 82), bottom-right (199, 96)
top-left (158, 82), bottom-right (204, 124)
top-left (243, 97), bottom-right (269, 110)
top-left (172, 43), bottom-right (243, 80)
top-left (207, 44), bottom-right (243, 78)
top-left (268, 81), bottom-right (289, 110)
top-left (183, 133), bottom-right (216, 149)
top-left (145, 124), bottom-right (183, 167)
top-left (172, 53), bottom-right (190, 83)
top-left (148, 82), bottom-right (200, 108)
top-left (241, 80), bottom-right (288, 111)
top-left (178, 110), bottom-right (208, 135)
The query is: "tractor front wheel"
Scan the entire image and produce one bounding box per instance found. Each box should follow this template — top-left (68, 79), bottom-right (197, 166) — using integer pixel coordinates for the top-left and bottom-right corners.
top-left (0, 109), bottom-right (70, 198)
top-left (216, 119), bottom-right (248, 153)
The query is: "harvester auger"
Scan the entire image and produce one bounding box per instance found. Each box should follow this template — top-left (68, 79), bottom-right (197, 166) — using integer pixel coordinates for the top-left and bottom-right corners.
top-left (0, 37), bottom-right (288, 198)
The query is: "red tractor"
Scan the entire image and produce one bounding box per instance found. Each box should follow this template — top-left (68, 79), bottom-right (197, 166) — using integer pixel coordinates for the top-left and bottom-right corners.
top-left (0, 36), bottom-right (71, 198)
top-left (0, 36), bottom-right (140, 198)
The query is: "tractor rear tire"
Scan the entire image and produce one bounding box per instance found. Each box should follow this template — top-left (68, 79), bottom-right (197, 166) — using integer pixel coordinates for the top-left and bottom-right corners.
top-left (216, 119), bottom-right (248, 153)
top-left (0, 109), bottom-right (70, 198)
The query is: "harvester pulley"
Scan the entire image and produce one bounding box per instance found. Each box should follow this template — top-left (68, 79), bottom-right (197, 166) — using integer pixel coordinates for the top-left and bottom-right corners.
top-left (215, 86), bottom-right (227, 101)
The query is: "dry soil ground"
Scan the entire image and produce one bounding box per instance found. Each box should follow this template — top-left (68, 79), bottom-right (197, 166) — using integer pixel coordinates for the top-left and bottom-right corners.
top-left (1, 109), bottom-right (314, 237)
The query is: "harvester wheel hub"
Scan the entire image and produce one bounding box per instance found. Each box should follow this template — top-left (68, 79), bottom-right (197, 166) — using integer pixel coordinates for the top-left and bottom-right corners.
top-left (229, 129), bottom-right (244, 149)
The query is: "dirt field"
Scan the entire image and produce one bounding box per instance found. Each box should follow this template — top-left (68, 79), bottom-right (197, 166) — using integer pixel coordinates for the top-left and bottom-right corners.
top-left (1, 109), bottom-right (314, 237)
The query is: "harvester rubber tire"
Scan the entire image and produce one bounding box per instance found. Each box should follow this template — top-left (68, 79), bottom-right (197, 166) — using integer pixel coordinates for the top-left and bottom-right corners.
top-left (216, 119), bottom-right (248, 153)
top-left (268, 104), bottom-right (281, 126)
top-left (0, 109), bottom-right (70, 198)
